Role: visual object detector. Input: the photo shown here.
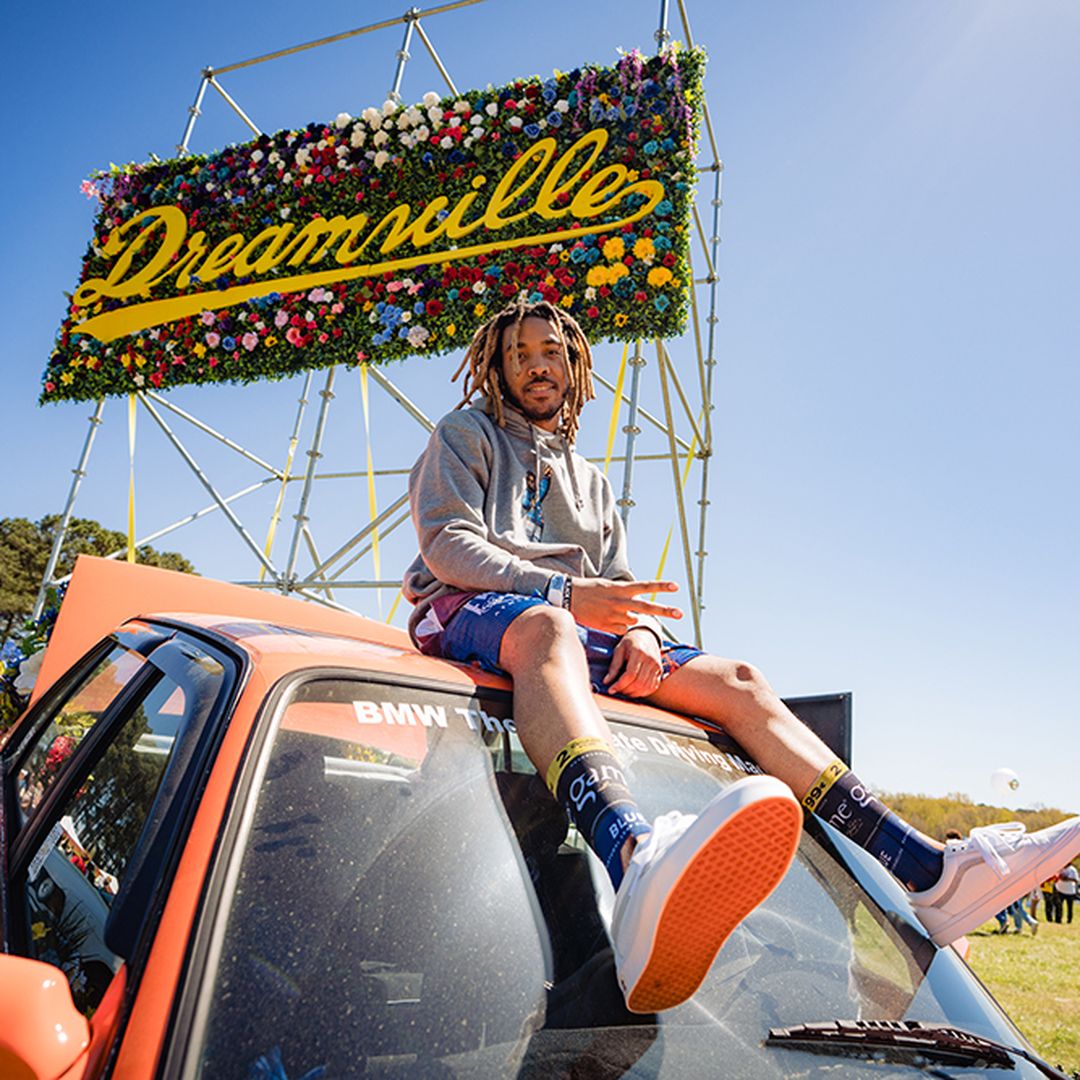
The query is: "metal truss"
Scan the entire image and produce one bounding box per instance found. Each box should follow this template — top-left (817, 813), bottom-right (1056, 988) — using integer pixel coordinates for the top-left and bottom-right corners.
top-left (35, 0), bottom-right (726, 648)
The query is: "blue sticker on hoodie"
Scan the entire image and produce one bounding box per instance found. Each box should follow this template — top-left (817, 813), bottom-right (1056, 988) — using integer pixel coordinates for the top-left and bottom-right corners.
top-left (522, 465), bottom-right (553, 541)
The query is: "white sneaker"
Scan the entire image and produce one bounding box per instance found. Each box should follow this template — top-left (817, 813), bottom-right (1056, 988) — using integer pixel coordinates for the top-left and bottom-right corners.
top-left (610, 775), bottom-right (802, 1013)
top-left (909, 817), bottom-right (1080, 946)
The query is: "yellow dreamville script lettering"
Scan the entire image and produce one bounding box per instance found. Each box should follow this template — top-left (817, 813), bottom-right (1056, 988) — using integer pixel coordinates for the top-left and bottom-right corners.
top-left (72, 129), bottom-right (665, 343)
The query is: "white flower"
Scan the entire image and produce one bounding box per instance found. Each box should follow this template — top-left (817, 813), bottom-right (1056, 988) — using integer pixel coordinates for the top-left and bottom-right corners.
top-left (485, 102), bottom-right (498, 117)
top-left (407, 325), bottom-right (430, 347)
top-left (427, 106), bottom-right (442, 123)
top-left (251, 149), bottom-right (264, 163)
top-left (268, 150), bottom-right (281, 164)
top-left (549, 243), bottom-right (564, 252)
top-left (362, 107), bottom-right (382, 126)
top-left (508, 116), bottom-right (523, 129)
top-left (440, 136), bottom-right (454, 150)
top-left (281, 172), bottom-right (292, 183)
top-left (454, 99), bottom-right (470, 113)
top-left (303, 175), bottom-right (313, 186)
top-left (165, 340), bottom-right (175, 351)
top-left (448, 116), bottom-right (461, 128)
top-left (404, 106), bottom-right (423, 126)
top-left (401, 311), bottom-right (412, 323)
top-left (416, 125), bottom-right (430, 141)
top-left (350, 127), bottom-right (367, 148)
top-left (373, 129), bottom-right (389, 147)
top-left (585, 286), bottom-right (597, 299)
top-left (133, 373), bottom-right (145, 387)
top-left (374, 150), bottom-right (390, 169)
top-left (472, 281), bottom-right (486, 294)
top-left (471, 113), bottom-right (484, 126)
top-left (555, 100), bottom-right (570, 113)
top-left (399, 133), bottom-right (414, 149)
top-left (423, 91), bottom-right (441, 107)
top-left (335, 112), bottom-right (352, 128)
top-left (382, 98), bottom-right (398, 115)
top-left (281, 207), bottom-right (292, 219)
top-left (206, 182), bottom-right (216, 192)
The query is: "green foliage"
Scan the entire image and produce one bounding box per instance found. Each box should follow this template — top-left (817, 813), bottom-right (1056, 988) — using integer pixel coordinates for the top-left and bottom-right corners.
top-left (0, 515), bottom-right (195, 735)
top-left (877, 789), bottom-right (1078, 838)
top-left (0, 514), bottom-right (195, 640)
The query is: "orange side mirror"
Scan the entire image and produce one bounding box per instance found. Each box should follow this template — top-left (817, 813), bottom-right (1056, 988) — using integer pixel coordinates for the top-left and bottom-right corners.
top-left (0, 955), bottom-right (90, 1079)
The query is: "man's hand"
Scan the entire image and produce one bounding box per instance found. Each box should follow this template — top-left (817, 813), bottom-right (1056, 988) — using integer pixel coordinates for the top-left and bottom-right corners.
top-left (604, 630), bottom-right (664, 698)
top-left (570, 578), bottom-right (682, 635)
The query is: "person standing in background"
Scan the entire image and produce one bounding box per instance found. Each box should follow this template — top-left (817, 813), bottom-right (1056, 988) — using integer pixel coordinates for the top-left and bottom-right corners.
top-left (1041, 875), bottom-right (1059, 924)
top-left (1053, 863), bottom-right (1078, 923)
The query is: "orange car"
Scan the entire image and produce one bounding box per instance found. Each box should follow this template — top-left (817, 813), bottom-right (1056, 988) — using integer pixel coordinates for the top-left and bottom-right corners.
top-left (0, 558), bottom-right (1062, 1079)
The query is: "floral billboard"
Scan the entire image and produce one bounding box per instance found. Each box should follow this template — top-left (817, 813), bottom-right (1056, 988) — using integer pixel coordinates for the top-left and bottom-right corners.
top-left (43, 47), bottom-right (704, 403)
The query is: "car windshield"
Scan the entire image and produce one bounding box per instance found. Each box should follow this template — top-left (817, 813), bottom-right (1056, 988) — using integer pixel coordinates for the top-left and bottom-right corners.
top-left (191, 677), bottom-right (1044, 1079)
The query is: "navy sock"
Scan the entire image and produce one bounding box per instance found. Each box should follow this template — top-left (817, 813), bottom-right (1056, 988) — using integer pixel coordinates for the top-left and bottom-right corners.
top-left (802, 760), bottom-right (943, 891)
top-left (547, 737), bottom-right (651, 890)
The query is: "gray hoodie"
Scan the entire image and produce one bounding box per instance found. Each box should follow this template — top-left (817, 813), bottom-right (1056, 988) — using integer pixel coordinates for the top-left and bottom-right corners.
top-left (403, 400), bottom-right (652, 644)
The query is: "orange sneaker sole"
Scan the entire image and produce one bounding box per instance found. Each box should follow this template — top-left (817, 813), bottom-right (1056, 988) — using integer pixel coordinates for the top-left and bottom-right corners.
top-left (625, 794), bottom-right (803, 1013)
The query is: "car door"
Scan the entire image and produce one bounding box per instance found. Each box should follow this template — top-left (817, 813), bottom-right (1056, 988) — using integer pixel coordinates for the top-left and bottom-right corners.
top-left (1, 623), bottom-right (241, 1054)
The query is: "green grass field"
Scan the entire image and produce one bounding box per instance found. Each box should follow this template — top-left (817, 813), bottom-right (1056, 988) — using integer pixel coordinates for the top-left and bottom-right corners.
top-left (964, 913), bottom-right (1079, 1075)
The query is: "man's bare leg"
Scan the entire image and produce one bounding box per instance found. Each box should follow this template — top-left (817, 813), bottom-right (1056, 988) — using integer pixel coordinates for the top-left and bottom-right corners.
top-left (646, 656), bottom-right (848, 800)
top-left (498, 604), bottom-right (613, 771)
top-left (498, 606), bottom-right (803, 1013)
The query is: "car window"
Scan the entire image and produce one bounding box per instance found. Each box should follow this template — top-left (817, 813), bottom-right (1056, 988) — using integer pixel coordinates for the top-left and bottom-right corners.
top-left (15, 642), bottom-right (146, 829)
top-left (22, 646), bottom-right (225, 1017)
top-left (189, 679), bottom-right (1042, 1080)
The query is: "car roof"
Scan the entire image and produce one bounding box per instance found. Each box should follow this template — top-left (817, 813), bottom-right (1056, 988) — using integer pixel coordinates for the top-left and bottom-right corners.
top-left (32, 555), bottom-right (414, 705)
top-left (32, 556), bottom-right (700, 732)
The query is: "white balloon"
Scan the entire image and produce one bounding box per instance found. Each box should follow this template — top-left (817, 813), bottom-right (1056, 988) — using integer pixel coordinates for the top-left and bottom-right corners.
top-left (991, 767), bottom-right (1021, 796)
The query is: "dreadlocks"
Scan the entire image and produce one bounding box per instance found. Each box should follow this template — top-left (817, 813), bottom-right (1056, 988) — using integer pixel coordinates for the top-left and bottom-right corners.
top-left (450, 300), bottom-right (596, 445)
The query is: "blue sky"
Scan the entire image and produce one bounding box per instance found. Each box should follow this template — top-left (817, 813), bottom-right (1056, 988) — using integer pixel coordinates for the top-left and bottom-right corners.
top-left (3, 1), bottom-right (1077, 812)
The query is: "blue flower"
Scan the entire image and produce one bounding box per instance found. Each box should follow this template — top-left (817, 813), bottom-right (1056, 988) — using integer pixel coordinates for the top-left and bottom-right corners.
top-left (222, 336), bottom-right (236, 351)
top-left (542, 87), bottom-right (556, 104)
top-left (569, 247), bottom-right (586, 263)
top-left (567, 90), bottom-right (579, 107)
top-left (524, 123), bottom-right (540, 139)
top-left (654, 235), bottom-right (672, 252)
top-left (398, 326), bottom-right (410, 339)
top-left (643, 140), bottom-right (659, 156)
top-left (546, 111), bottom-right (562, 128)
top-left (653, 295), bottom-right (670, 312)
top-left (655, 199), bottom-right (673, 217)
top-left (449, 149), bottom-right (465, 164)
top-left (528, 291), bottom-right (543, 304)
top-left (414, 301), bottom-right (426, 315)
top-left (448, 288), bottom-right (459, 299)
top-left (661, 137), bottom-right (675, 152)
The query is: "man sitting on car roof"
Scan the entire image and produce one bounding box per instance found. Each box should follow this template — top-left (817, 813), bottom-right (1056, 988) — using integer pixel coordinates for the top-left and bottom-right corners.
top-left (403, 299), bottom-right (1080, 1014)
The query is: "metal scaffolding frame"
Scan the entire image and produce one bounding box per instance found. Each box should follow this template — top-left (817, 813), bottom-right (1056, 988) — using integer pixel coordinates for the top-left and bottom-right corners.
top-left (35, 0), bottom-right (726, 647)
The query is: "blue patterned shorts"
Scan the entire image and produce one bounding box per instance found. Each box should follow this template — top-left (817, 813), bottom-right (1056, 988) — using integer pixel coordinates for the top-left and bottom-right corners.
top-left (418, 590), bottom-right (702, 697)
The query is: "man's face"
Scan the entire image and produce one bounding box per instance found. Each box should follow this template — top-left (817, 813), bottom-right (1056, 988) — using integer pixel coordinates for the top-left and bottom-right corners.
top-left (499, 316), bottom-right (569, 432)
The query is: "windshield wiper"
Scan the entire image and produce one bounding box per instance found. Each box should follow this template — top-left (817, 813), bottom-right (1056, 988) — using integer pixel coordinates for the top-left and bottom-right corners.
top-left (767, 1020), bottom-right (1071, 1078)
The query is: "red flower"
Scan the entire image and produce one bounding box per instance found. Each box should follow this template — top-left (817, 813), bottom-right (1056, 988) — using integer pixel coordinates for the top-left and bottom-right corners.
top-left (586, 306), bottom-right (600, 318)
top-left (663, 252), bottom-right (676, 267)
top-left (426, 299), bottom-right (443, 315)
